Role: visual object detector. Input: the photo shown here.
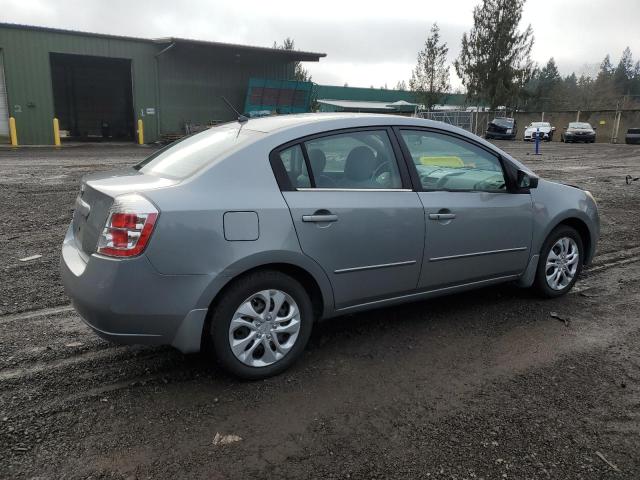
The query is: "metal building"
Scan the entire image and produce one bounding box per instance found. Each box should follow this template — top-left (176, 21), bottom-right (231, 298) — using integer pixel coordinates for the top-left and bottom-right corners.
top-left (0, 23), bottom-right (325, 145)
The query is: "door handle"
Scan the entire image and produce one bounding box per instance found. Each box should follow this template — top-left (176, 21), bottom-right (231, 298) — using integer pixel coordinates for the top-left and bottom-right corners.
top-left (302, 214), bottom-right (338, 223)
top-left (429, 213), bottom-right (456, 220)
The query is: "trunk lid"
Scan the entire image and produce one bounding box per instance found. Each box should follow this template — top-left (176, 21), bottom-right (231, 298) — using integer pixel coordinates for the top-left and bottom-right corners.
top-left (71, 168), bottom-right (177, 256)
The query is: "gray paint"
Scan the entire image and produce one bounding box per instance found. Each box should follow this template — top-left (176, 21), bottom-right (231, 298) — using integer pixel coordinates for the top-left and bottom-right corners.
top-left (224, 211), bottom-right (259, 241)
top-left (61, 113), bottom-right (600, 354)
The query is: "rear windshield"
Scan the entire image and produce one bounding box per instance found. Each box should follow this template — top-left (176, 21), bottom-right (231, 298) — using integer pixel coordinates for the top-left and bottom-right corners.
top-left (491, 118), bottom-right (514, 127)
top-left (628, 128), bottom-right (640, 134)
top-left (136, 127), bottom-right (260, 179)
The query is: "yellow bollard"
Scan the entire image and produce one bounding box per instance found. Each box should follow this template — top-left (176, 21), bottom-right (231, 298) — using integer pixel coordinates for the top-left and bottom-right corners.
top-left (9, 117), bottom-right (18, 146)
top-left (53, 118), bottom-right (61, 147)
top-left (137, 119), bottom-right (144, 145)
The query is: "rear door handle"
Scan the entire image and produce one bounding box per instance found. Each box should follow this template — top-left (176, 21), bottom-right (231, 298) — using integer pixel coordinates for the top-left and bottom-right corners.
top-left (429, 213), bottom-right (456, 220)
top-left (302, 214), bottom-right (338, 223)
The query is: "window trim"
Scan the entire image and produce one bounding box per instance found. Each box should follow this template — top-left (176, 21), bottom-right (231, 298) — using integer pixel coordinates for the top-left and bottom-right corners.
top-left (269, 126), bottom-right (413, 191)
top-left (391, 126), bottom-right (519, 194)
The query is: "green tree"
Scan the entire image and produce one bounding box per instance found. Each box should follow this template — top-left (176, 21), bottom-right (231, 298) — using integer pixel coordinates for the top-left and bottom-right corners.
top-left (632, 61), bottom-right (640, 96)
top-left (614, 47), bottom-right (633, 94)
top-left (274, 37), bottom-right (312, 82)
top-left (455, 0), bottom-right (534, 110)
top-left (410, 23), bottom-right (450, 110)
top-left (593, 54), bottom-right (617, 108)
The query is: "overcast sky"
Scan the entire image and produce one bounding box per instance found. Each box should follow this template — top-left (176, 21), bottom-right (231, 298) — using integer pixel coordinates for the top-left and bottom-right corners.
top-left (2, 0), bottom-right (639, 89)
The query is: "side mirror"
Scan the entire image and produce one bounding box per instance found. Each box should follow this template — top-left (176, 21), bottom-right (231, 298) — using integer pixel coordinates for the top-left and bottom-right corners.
top-left (517, 170), bottom-right (538, 189)
top-left (593, 127), bottom-right (597, 131)
top-left (551, 126), bottom-right (556, 131)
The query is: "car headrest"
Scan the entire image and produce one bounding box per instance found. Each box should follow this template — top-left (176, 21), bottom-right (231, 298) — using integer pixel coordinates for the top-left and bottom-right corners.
top-left (344, 146), bottom-right (377, 181)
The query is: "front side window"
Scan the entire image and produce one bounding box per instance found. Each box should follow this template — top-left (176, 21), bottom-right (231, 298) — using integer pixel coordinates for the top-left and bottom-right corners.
top-left (302, 130), bottom-right (403, 189)
top-left (400, 130), bottom-right (506, 192)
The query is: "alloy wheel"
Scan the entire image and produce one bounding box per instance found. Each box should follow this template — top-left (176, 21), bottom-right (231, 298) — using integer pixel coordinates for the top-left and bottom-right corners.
top-left (228, 289), bottom-right (301, 367)
top-left (545, 237), bottom-right (580, 290)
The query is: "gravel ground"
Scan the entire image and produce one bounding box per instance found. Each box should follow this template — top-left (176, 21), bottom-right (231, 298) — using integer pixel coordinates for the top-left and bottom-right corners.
top-left (1, 140), bottom-right (640, 479)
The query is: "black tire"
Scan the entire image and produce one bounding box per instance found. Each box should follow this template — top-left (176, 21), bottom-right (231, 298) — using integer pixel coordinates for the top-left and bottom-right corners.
top-left (534, 225), bottom-right (584, 298)
top-left (208, 270), bottom-right (314, 379)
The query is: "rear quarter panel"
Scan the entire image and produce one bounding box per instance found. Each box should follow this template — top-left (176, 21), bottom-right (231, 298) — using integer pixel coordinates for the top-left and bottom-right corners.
top-left (141, 140), bottom-right (335, 315)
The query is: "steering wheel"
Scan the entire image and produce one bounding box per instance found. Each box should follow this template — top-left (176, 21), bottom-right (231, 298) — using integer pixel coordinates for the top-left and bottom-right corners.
top-left (371, 160), bottom-right (393, 185)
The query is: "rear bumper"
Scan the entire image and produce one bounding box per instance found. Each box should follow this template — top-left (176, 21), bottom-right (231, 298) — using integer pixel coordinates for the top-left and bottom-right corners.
top-left (60, 225), bottom-right (210, 353)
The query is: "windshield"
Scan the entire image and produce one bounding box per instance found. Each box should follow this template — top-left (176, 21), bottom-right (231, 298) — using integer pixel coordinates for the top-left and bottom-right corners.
top-left (530, 122), bottom-right (550, 128)
top-left (136, 127), bottom-right (260, 179)
top-left (568, 122), bottom-right (591, 129)
top-left (491, 118), bottom-right (514, 127)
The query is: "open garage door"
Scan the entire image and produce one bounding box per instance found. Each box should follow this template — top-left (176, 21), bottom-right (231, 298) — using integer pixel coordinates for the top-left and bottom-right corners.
top-left (0, 50), bottom-right (9, 142)
top-left (50, 53), bottom-right (134, 141)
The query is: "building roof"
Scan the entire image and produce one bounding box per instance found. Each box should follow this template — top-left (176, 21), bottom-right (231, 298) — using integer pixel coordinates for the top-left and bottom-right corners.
top-left (315, 84), bottom-right (470, 107)
top-left (317, 99), bottom-right (418, 112)
top-left (0, 23), bottom-right (326, 61)
top-left (318, 100), bottom-right (395, 111)
top-left (157, 37), bottom-right (325, 61)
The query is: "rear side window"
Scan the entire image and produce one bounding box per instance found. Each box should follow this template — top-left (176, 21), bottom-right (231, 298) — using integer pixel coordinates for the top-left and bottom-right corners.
top-left (400, 130), bottom-right (506, 192)
top-left (302, 130), bottom-right (403, 189)
top-left (136, 127), bottom-right (259, 179)
top-left (278, 144), bottom-right (310, 188)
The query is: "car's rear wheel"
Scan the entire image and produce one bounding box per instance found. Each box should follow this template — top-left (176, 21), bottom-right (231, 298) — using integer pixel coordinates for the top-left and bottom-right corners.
top-left (534, 226), bottom-right (583, 298)
top-left (209, 270), bottom-right (313, 379)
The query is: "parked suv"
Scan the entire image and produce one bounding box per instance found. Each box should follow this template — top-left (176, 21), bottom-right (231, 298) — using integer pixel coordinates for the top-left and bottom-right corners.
top-left (485, 117), bottom-right (517, 140)
top-left (62, 114), bottom-right (599, 379)
top-left (625, 128), bottom-right (640, 145)
top-left (561, 122), bottom-right (596, 143)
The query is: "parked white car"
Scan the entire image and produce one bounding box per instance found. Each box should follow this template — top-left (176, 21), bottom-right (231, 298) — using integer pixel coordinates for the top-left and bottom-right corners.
top-left (524, 122), bottom-right (555, 141)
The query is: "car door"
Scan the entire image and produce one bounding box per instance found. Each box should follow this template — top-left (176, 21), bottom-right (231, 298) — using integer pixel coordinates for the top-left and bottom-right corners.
top-left (395, 128), bottom-right (533, 290)
top-left (271, 128), bottom-right (425, 308)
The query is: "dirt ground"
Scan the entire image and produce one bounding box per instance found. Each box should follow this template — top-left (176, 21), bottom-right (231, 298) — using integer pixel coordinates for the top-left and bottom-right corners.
top-left (1, 140), bottom-right (640, 479)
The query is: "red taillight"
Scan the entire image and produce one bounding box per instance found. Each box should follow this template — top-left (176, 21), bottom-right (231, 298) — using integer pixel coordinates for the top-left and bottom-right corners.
top-left (97, 195), bottom-right (159, 258)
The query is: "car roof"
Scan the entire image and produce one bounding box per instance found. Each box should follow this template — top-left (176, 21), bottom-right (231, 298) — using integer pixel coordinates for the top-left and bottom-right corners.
top-left (230, 112), bottom-right (447, 134)
top-left (214, 112), bottom-right (533, 175)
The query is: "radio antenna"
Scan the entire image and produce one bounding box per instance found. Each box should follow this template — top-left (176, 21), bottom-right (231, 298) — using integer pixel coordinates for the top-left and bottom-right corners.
top-left (221, 96), bottom-right (249, 123)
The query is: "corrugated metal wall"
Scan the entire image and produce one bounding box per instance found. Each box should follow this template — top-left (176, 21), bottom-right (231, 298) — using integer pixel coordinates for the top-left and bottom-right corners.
top-left (0, 25), bottom-right (298, 144)
top-left (157, 44), bottom-right (294, 134)
top-left (0, 26), bottom-right (158, 145)
top-left (0, 49), bottom-right (9, 138)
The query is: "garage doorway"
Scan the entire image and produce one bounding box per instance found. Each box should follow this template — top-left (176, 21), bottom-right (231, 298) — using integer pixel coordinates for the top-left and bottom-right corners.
top-left (50, 53), bottom-right (134, 141)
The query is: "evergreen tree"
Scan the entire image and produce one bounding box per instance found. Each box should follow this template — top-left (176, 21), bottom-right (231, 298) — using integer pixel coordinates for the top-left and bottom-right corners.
top-left (454, 0), bottom-right (534, 110)
top-left (593, 54), bottom-right (617, 108)
top-left (614, 47), bottom-right (633, 94)
top-left (632, 61), bottom-right (640, 96)
top-left (409, 23), bottom-right (450, 110)
top-left (275, 37), bottom-right (312, 82)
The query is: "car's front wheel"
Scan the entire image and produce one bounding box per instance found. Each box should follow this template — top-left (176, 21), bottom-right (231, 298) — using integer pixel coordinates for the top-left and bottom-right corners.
top-left (534, 226), bottom-right (584, 298)
top-left (209, 270), bottom-right (313, 379)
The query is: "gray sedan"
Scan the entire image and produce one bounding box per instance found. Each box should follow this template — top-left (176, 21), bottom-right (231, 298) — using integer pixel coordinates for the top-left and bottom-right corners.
top-left (61, 113), bottom-right (599, 379)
